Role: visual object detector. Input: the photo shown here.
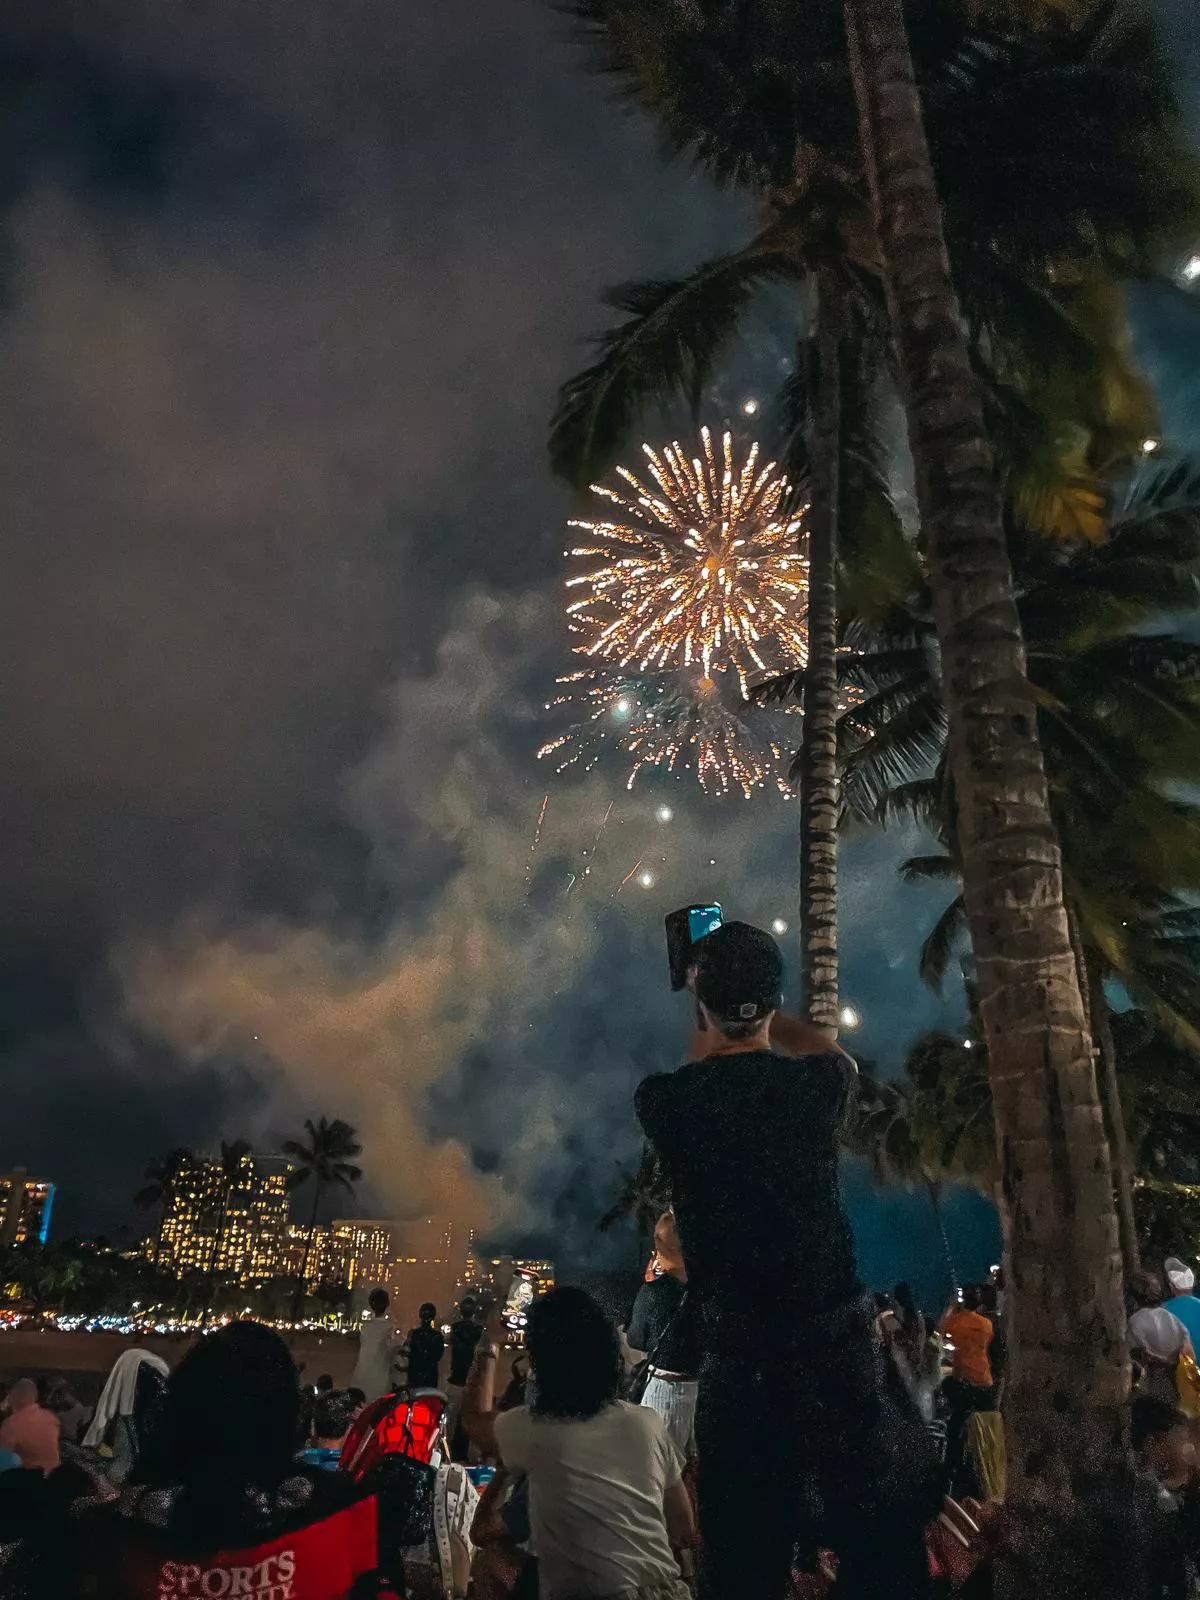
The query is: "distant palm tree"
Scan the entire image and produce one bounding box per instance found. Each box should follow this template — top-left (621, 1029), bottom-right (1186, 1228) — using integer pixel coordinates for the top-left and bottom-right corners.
top-left (283, 1117), bottom-right (363, 1323)
top-left (599, 1144), bottom-right (671, 1268)
top-left (845, 1034), bottom-right (995, 1297)
top-left (211, 1138), bottom-right (254, 1277)
top-left (133, 1147), bottom-right (194, 1266)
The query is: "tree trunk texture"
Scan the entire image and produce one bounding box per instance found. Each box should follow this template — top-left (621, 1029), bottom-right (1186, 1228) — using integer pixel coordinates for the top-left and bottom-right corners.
top-left (843, 0), bottom-right (1129, 1510)
top-left (1087, 952), bottom-right (1141, 1279)
top-left (799, 273), bottom-right (842, 1032)
top-left (927, 1178), bottom-right (957, 1295)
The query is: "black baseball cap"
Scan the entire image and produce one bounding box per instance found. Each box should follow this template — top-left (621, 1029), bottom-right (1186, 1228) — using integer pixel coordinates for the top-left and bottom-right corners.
top-left (693, 920), bottom-right (783, 1022)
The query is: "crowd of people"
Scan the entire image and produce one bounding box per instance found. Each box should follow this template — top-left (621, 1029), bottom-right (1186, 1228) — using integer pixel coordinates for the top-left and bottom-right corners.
top-left (3, 919), bottom-right (1200, 1597)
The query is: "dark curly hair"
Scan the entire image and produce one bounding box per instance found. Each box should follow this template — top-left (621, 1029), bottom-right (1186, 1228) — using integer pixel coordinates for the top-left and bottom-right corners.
top-left (133, 1319), bottom-right (301, 1538)
top-left (526, 1287), bottom-right (623, 1421)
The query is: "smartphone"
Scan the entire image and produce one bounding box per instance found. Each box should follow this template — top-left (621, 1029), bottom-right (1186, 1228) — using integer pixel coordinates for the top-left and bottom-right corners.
top-left (665, 903), bottom-right (723, 989)
top-left (503, 1269), bottom-right (537, 1329)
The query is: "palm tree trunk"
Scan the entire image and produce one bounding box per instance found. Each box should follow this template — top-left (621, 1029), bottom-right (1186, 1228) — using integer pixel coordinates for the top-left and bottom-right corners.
top-left (1087, 954), bottom-right (1140, 1279)
top-left (927, 1177), bottom-right (957, 1296)
top-left (291, 1181), bottom-right (323, 1325)
top-left (799, 271), bottom-right (842, 1032)
top-left (843, 0), bottom-right (1129, 1501)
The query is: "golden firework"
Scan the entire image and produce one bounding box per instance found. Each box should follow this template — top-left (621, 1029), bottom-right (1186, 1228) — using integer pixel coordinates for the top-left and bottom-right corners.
top-left (566, 429), bottom-right (809, 685)
top-left (538, 665), bottom-right (792, 799)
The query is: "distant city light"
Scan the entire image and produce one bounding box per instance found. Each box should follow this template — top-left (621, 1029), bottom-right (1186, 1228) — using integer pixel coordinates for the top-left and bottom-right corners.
top-left (771, 918), bottom-right (789, 936)
top-left (1183, 255), bottom-right (1200, 283)
top-left (613, 697), bottom-right (633, 718)
top-left (963, 1038), bottom-right (974, 1051)
top-left (1143, 437), bottom-right (1160, 455)
top-left (741, 397), bottom-right (759, 416)
top-left (656, 804), bottom-right (674, 823)
top-left (839, 1004), bottom-right (861, 1031)
top-left (638, 869), bottom-right (656, 888)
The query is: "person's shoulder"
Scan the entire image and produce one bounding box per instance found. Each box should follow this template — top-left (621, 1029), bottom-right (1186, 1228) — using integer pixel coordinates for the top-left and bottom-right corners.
top-left (614, 1399), bottom-right (667, 1439)
top-left (635, 1069), bottom-right (678, 1110)
top-left (493, 1404), bottom-right (530, 1459)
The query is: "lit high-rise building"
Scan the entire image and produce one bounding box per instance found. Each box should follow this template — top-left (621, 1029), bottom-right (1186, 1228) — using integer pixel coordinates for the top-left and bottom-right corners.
top-left (158, 1153), bottom-right (290, 1283)
top-left (0, 1170), bottom-right (55, 1247)
top-left (280, 1224), bottom-right (330, 1290)
top-left (330, 1220), bottom-right (392, 1295)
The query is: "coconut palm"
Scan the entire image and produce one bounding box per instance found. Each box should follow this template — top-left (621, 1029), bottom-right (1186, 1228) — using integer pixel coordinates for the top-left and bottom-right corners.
top-left (847, 1032), bottom-right (995, 1294)
top-left (599, 1143), bottom-right (671, 1267)
top-left (133, 1147), bottom-right (194, 1267)
top-left (283, 1117), bottom-right (363, 1322)
top-left (839, 466), bottom-right (1200, 1279)
top-left (552, 1), bottom-right (1187, 1037)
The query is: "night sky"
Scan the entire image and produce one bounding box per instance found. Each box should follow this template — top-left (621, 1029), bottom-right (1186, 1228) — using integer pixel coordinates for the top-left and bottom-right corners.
top-left (1, 0), bottom-right (1197, 1308)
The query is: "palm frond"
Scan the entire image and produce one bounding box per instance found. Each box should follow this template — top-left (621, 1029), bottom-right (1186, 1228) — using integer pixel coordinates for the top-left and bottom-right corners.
top-left (900, 854), bottom-right (960, 885)
top-left (840, 691), bottom-right (947, 820)
top-left (549, 245), bottom-right (794, 487)
top-left (918, 893), bottom-right (968, 995)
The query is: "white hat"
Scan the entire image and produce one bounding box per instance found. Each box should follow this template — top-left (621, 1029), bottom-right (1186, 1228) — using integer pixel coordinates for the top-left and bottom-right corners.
top-left (1165, 1256), bottom-right (1196, 1295)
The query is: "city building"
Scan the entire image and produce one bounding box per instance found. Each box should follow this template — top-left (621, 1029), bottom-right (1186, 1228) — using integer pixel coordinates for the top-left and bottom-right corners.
top-left (458, 1245), bottom-right (555, 1301)
top-left (278, 1220), bottom-right (391, 1300)
top-left (158, 1153), bottom-right (290, 1283)
top-left (280, 1224), bottom-right (328, 1289)
top-left (330, 1220), bottom-right (392, 1298)
top-left (0, 1170), bottom-right (55, 1247)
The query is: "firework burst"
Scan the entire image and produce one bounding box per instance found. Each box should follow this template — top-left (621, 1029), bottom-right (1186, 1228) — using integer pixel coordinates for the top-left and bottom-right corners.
top-left (539, 664), bottom-right (792, 798)
top-left (566, 429), bottom-right (809, 684)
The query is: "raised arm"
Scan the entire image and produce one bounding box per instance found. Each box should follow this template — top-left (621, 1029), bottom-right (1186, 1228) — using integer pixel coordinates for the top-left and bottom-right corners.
top-left (461, 1303), bottom-right (507, 1460)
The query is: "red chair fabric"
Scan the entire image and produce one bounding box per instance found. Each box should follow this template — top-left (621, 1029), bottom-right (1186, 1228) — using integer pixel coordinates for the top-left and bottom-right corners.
top-left (114, 1495), bottom-right (385, 1600)
top-left (341, 1393), bottom-right (446, 1483)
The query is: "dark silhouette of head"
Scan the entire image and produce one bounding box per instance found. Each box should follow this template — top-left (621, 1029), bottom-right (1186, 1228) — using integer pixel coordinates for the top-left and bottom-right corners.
top-left (315, 1373), bottom-right (334, 1393)
top-left (368, 1288), bottom-right (389, 1316)
top-left (419, 1302), bottom-right (437, 1324)
top-left (134, 1320), bottom-right (301, 1537)
top-left (311, 1392), bottom-right (356, 1447)
top-left (961, 1283), bottom-right (985, 1313)
top-left (526, 1287), bottom-right (622, 1421)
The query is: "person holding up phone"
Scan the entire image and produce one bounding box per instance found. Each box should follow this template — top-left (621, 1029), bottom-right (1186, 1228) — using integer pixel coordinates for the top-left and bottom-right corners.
top-left (636, 919), bottom-right (934, 1600)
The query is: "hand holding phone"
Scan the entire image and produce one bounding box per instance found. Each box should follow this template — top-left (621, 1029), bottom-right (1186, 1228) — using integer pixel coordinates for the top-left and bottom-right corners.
top-left (665, 903), bottom-right (723, 990)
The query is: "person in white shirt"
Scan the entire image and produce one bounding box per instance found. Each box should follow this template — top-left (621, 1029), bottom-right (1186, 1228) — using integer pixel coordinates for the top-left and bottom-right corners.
top-left (464, 1286), bottom-right (694, 1600)
top-left (351, 1287), bottom-right (398, 1402)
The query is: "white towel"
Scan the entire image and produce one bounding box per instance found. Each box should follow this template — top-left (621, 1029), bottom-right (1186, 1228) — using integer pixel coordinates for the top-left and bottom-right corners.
top-left (82, 1348), bottom-right (169, 1449)
top-left (1166, 1256), bottom-right (1196, 1295)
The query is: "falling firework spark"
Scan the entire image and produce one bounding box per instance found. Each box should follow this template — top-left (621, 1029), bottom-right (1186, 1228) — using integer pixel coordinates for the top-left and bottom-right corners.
top-left (531, 793), bottom-right (550, 854)
top-left (566, 429), bottom-right (809, 684)
top-left (539, 664), bottom-right (791, 797)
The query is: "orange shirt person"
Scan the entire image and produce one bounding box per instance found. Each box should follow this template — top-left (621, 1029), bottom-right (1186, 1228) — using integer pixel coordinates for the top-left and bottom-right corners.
top-left (938, 1287), bottom-right (994, 1391)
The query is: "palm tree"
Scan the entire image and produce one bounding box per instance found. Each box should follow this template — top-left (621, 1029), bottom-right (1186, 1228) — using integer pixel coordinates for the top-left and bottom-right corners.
top-left (283, 1117), bottom-right (363, 1322)
top-left (840, 471), bottom-right (1200, 1281)
top-left (133, 1147), bottom-right (194, 1267)
top-left (846, 1033), bottom-right (995, 1295)
top-left (211, 1137), bottom-right (254, 1276)
top-left (552, 2), bottom-right (1184, 1038)
top-left (837, 0), bottom-right (1182, 1482)
top-left (598, 1143), bottom-right (671, 1267)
